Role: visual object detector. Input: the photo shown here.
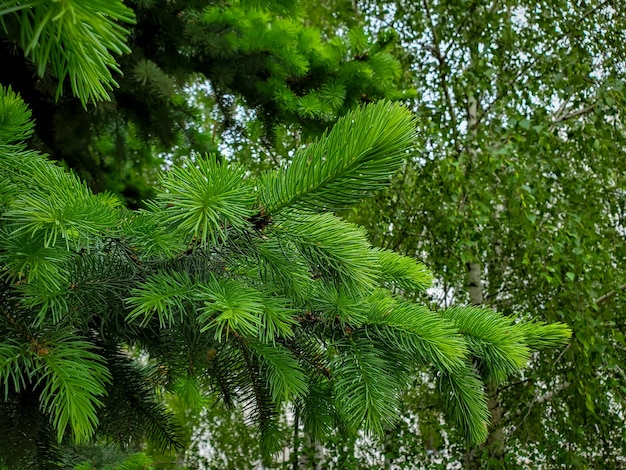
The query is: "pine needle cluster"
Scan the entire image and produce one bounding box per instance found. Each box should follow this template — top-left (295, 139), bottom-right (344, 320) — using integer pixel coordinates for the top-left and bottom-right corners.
top-left (0, 0), bottom-right (134, 106)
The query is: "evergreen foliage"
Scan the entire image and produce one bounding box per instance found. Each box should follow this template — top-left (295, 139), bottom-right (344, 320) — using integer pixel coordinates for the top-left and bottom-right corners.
top-left (0, 0), bottom-right (134, 106)
top-left (1, 80), bottom-right (569, 466)
top-left (0, 1), bottom-right (574, 467)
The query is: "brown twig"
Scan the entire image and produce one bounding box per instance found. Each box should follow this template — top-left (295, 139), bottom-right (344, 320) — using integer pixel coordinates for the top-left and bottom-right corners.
top-left (594, 283), bottom-right (626, 306)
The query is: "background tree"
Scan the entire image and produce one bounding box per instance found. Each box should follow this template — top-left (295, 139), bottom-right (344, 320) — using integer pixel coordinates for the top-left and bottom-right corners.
top-left (351, 0), bottom-right (626, 467)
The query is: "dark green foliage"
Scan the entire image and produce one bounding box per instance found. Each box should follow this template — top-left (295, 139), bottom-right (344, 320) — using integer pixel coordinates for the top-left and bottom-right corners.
top-left (0, 389), bottom-right (62, 469)
top-left (96, 352), bottom-right (184, 452)
top-left (0, 0), bottom-right (411, 204)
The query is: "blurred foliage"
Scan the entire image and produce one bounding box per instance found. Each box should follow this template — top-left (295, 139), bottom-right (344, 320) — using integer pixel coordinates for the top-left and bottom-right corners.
top-left (350, 0), bottom-right (626, 467)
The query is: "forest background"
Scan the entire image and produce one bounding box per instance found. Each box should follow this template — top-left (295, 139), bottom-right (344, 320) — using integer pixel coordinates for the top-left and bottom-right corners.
top-left (0, 0), bottom-right (625, 469)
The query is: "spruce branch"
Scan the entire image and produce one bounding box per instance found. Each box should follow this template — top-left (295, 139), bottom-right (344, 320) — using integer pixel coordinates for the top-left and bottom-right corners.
top-left (367, 292), bottom-right (467, 372)
top-left (260, 100), bottom-right (417, 214)
top-left (515, 320), bottom-right (572, 350)
top-left (153, 156), bottom-right (256, 247)
top-left (443, 306), bottom-right (530, 384)
top-left (196, 275), bottom-right (267, 341)
top-left (332, 334), bottom-right (400, 435)
top-left (0, 84), bottom-right (573, 458)
top-left (437, 363), bottom-right (489, 444)
top-left (239, 340), bottom-right (284, 459)
top-left (1, 0), bottom-right (135, 106)
top-left (126, 271), bottom-right (194, 328)
top-left (98, 352), bottom-right (184, 452)
top-left (32, 331), bottom-right (110, 443)
top-left (249, 341), bottom-right (308, 403)
top-left (0, 85), bottom-right (34, 143)
top-left (375, 248), bottom-right (434, 294)
top-left (273, 211), bottom-right (378, 292)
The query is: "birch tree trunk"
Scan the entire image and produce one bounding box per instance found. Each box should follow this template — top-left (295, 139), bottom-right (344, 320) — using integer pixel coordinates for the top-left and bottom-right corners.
top-left (464, 61), bottom-right (505, 467)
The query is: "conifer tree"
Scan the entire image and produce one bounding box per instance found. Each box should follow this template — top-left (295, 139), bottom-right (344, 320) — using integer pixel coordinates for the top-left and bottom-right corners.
top-left (0, 1), bottom-right (570, 467)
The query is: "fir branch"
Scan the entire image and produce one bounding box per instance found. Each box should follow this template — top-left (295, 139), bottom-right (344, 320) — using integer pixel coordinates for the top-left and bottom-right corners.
top-left (514, 320), bottom-right (571, 350)
top-left (260, 100), bottom-right (417, 214)
top-left (249, 340), bottom-right (308, 403)
top-left (121, 210), bottom-right (187, 261)
top-left (443, 306), bottom-right (530, 384)
top-left (0, 389), bottom-right (63, 469)
top-left (239, 340), bottom-right (284, 459)
top-left (0, 336), bottom-right (33, 400)
top-left (256, 237), bottom-right (313, 302)
top-left (313, 283), bottom-right (368, 327)
top-left (204, 342), bottom-right (246, 408)
top-left (273, 211), bottom-right (378, 292)
top-left (0, 231), bottom-right (72, 290)
top-left (0, 85), bottom-right (34, 143)
top-left (126, 271), bottom-right (194, 328)
top-left (375, 248), bottom-right (434, 294)
top-left (367, 293), bottom-right (468, 372)
top-left (0, 84), bottom-right (571, 458)
top-left (196, 275), bottom-right (265, 341)
top-left (437, 362), bottom-right (489, 444)
top-left (98, 352), bottom-right (184, 452)
top-left (298, 379), bottom-right (337, 442)
top-left (32, 331), bottom-right (110, 443)
top-left (331, 334), bottom-right (400, 435)
top-left (3, 160), bottom-right (120, 250)
top-left (1, 0), bottom-right (135, 105)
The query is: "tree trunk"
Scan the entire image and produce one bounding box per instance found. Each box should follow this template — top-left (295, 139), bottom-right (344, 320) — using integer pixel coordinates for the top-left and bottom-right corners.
top-left (464, 87), bottom-right (506, 467)
top-left (485, 381), bottom-right (505, 459)
top-left (466, 261), bottom-right (483, 305)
